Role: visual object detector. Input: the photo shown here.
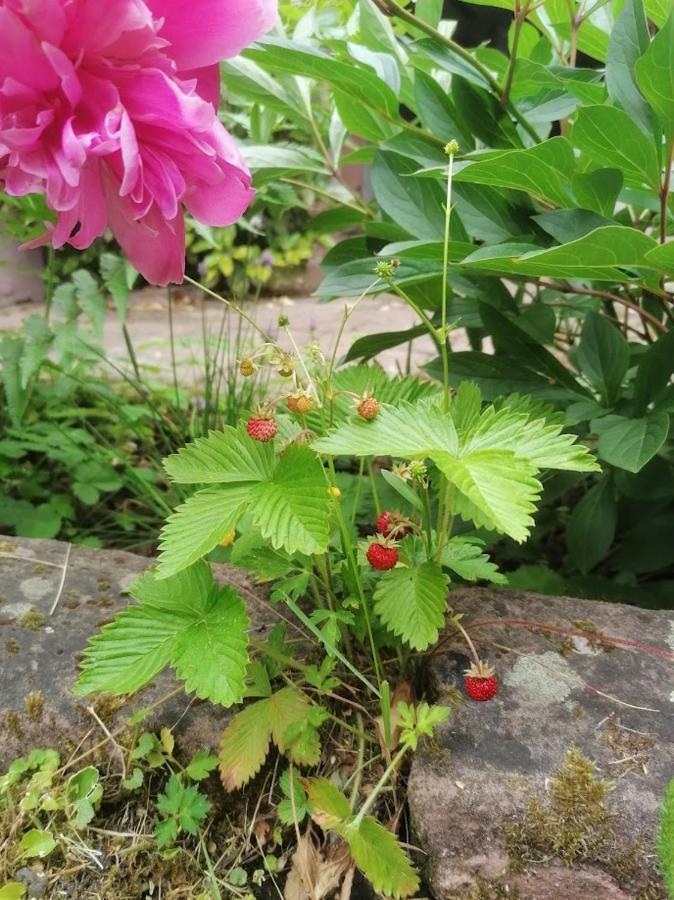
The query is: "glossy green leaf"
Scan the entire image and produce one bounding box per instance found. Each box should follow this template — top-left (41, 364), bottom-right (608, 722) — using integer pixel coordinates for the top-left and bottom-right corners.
top-left (371, 151), bottom-right (446, 239)
top-left (424, 352), bottom-right (578, 401)
top-left (645, 240), bottom-right (674, 274)
top-left (596, 412), bottom-right (670, 472)
top-left (606, 0), bottom-right (655, 135)
top-left (566, 476), bottom-right (617, 572)
top-left (574, 312), bottom-right (630, 405)
top-left (245, 38), bottom-right (399, 118)
top-left (335, 88), bottom-right (397, 141)
top-left (462, 226), bottom-right (658, 282)
top-left (644, 0), bottom-right (670, 27)
top-left (532, 208), bottom-right (614, 243)
top-left (572, 105), bottom-right (661, 189)
top-left (344, 324), bottom-right (428, 363)
top-left (571, 168), bottom-right (623, 217)
top-left (413, 71), bottom-right (471, 148)
top-left (243, 143), bottom-right (330, 179)
top-left (633, 329), bottom-right (674, 414)
top-left (415, 0), bottom-right (443, 25)
top-left (455, 138), bottom-right (575, 207)
top-left (635, 9), bottom-right (674, 139)
top-left (318, 256), bottom-right (439, 299)
top-left (478, 304), bottom-right (587, 395)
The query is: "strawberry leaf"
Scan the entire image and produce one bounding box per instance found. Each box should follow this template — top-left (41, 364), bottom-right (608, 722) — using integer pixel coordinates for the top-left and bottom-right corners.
top-left (304, 777), bottom-right (419, 898)
top-left (249, 444), bottom-right (330, 555)
top-left (441, 537), bottom-right (507, 584)
top-left (159, 436), bottom-right (330, 577)
top-left (314, 387), bottom-right (597, 542)
top-left (157, 485), bottom-right (250, 578)
top-left (75, 563), bottom-right (249, 707)
top-left (373, 562), bottom-right (449, 650)
top-left (218, 700), bottom-right (273, 791)
top-left (163, 425), bottom-right (274, 484)
top-left (219, 687), bottom-right (321, 791)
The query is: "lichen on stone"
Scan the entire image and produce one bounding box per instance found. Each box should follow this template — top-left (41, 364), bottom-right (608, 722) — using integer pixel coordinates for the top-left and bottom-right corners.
top-left (503, 651), bottom-right (573, 704)
top-left (459, 878), bottom-right (521, 899)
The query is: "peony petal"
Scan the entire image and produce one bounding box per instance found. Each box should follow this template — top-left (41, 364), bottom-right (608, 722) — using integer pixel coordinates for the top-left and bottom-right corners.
top-left (184, 164), bottom-right (254, 227)
top-left (146, 0), bottom-right (277, 69)
top-left (104, 166), bottom-right (185, 285)
top-left (0, 6), bottom-right (59, 92)
top-left (178, 64), bottom-right (221, 110)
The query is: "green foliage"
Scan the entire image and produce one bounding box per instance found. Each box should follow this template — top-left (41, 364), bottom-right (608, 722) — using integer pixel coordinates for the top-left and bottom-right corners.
top-left (316, 387), bottom-right (598, 541)
top-left (304, 777), bottom-right (420, 898)
top-left (238, 0), bottom-right (674, 600)
top-left (659, 778), bottom-right (674, 898)
top-left (277, 769), bottom-right (308, 825)
top-left (155, 775), bottom-right (211, 847)
top-left (159, 433), bottom-right (330, 576)
top-left (0, 731), bottom-right (230, 896)
top-left (75, 562), bottom-right (250, 707)
top-left (10, 3), bottom-right (674, 897)
top-left (218, 687), bottom-right (323, 790)
top-left (374, 560), bottom-right (449, 650)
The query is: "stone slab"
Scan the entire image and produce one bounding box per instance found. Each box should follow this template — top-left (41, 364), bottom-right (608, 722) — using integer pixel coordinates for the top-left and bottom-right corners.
top-left (408, 587), bottom-right (674, 899)
top-left (0, 535), bottom-right (281, 767)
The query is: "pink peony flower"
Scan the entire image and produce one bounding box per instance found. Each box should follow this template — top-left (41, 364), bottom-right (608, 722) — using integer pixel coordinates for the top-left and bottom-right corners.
top-left (0, 0), bottom-right (277, 285)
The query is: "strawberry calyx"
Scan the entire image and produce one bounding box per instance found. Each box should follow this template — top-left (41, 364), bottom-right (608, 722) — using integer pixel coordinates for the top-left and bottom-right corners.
top-left (376, 509), bottom-right (413, 539)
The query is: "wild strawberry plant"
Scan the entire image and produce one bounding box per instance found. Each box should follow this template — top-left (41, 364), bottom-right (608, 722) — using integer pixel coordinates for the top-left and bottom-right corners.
top-left (74, 286), bottom-right (598, 894)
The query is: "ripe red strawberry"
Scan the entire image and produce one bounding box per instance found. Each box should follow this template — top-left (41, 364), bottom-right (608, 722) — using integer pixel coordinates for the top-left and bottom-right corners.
top-left (464, 661), bottom-right (498, 702)
top-left (366, 540), bottom-right (398, 571)
top-left (357, 395), bottom-right (380, 421)
top-left (376, 510), bottom-right (411, 540)
top-left (376, 510), bottom-right (391, 535)
top-left (246, 416), bottom-right (277, 442)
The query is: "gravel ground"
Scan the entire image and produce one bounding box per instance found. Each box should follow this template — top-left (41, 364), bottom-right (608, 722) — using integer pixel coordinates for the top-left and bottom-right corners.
top-left (0, 284), bottom-right (470, 380)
